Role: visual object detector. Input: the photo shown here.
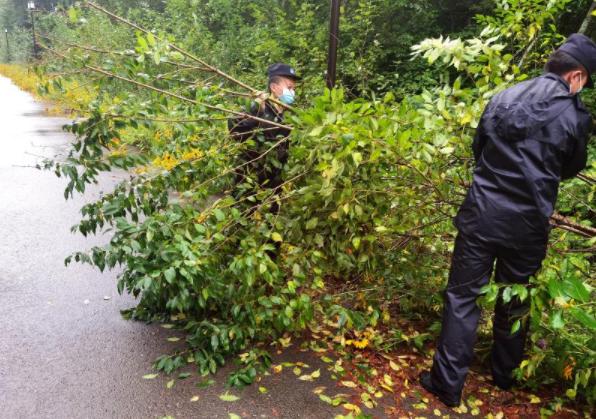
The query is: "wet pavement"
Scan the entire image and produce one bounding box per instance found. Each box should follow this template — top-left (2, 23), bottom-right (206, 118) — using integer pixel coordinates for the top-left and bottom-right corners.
top-left (0, 76), bottom-right (345, 419)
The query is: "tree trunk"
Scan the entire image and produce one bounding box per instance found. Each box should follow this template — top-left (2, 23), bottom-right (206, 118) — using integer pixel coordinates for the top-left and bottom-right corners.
top-left (578, 1), bottom-right (595, 34)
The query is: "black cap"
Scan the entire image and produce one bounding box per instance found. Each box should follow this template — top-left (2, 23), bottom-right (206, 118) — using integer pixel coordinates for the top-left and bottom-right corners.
top-left (267, 63), bottom-right (301, 81)
top-left (557, 33), bottom-right (596, 88)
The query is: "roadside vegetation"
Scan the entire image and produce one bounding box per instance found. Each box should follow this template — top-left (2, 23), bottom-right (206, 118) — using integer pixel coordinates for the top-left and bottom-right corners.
top-left (0, 0), bottom-right (594, 416)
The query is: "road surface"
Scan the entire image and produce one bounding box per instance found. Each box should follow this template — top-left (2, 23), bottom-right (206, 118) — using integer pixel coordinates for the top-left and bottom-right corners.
top-left (0, 76), bottom-right (348, 419)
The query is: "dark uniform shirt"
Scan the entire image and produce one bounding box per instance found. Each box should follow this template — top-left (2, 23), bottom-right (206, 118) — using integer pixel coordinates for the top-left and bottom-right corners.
top-left (455, 73), bottom-right (592, 247)
top-left (228, 101), bottom-right (291, 190)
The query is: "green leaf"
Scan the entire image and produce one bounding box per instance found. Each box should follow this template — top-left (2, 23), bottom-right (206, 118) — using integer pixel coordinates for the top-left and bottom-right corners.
top-left (213, 208), bottom-right (225, 222)
top-left (562, 277), bottom-right (590, 302)
top-left (164, 267), bottom-right (176, 284)
top-left (510, 319), bottom-right (521, 334)
top-left (67, 7), bottom-right (78, 23)
top-left (196, 379), bottom-right (215, 388)
top-left (569, 307), bottom-right (596, 330)
top-left (351, 237), bottom-right (361, 250)
top-left (306, 218), bottom-right (318, 230)
top-left (229, 414), bottom-right (241, 419)
top-left (549, 310), bottom-right (564, 329)
top-left (137, 36), bottom-right (148, 52)
top-left (219, 392), bottom-right (240, 402)
top-left (309, 126), bottom-right (323, 137)
top-left (502, 286), bottom-right (512, 303)
top-left (146, 32), bottom-right (156, 47)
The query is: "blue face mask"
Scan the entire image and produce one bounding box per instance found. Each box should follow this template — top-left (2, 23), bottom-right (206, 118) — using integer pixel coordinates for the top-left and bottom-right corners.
top-left (279, 88), bottom-right (296, 105)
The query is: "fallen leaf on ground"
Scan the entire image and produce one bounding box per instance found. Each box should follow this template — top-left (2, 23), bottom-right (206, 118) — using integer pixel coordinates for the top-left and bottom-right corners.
top-left (219, 392), bottom-right (240, 402)
top-left (313, 386), bottom-right (326, 394)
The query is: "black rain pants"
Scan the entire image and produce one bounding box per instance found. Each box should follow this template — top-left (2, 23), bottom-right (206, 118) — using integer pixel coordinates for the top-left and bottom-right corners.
top-left (430, 231), bottom-right (547, 399)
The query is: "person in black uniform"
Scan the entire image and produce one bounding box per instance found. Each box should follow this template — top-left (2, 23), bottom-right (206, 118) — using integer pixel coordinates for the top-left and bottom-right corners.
top-left (228, 63), bottom-right (300, 212)
top-left (419, 34), bottom-right (595, 407)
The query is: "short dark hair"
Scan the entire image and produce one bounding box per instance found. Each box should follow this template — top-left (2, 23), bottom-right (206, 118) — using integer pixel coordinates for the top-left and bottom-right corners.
top-left (545, 50), bottom-right (586, 76)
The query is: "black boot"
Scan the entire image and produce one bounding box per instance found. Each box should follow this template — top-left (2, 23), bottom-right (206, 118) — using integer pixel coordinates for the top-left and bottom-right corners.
top-left (419, 371), bottom-right (461, 408)
top-left (492, 374), bottom-right (515, 391)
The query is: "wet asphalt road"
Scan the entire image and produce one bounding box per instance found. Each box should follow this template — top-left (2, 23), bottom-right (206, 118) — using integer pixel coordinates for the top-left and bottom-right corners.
top-left (0, 76), bottom-right (346, 419)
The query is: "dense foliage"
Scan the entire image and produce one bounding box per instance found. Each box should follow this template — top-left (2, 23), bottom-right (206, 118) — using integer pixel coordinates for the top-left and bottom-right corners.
top-left (1, 0), bottom-right (594, 413)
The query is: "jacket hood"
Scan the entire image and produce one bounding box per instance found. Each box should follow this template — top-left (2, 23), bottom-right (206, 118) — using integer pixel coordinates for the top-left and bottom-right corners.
top-left (492, 74), bottom-right (575, 142)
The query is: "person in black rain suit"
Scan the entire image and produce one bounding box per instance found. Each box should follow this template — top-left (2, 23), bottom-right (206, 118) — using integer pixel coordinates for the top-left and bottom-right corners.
top-left (228, 63), bottom-right (300, 214)
top-left (419, 34), bottom-right (595, 407)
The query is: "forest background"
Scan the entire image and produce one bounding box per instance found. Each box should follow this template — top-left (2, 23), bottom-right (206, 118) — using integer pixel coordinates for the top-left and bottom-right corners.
top-left (0, 0), bottom-right (594, 416)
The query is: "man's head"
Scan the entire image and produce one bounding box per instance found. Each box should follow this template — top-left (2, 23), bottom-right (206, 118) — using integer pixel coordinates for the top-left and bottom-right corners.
top-left (267, 63), bottom-right (301, 105)
top-left (545, 34), bottom-right (596, 95)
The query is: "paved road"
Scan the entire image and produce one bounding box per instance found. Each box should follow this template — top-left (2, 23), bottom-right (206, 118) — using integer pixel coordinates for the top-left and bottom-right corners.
top-left (0, 76), bottom-right (346, 419)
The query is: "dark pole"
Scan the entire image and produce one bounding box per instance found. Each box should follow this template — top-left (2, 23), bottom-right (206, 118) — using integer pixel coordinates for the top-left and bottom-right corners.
top-left (326, 0), bottom-right (340, 89)
top-left (5, 29), bottom-right (9, 62)
top-left (30, 10), bottom-right (39, 59)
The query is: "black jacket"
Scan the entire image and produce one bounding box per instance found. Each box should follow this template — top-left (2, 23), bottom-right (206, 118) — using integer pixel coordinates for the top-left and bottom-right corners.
top-left (455, 73), bottom-right (592, 246)
top-left (228, 102), bottom-right (290, 189)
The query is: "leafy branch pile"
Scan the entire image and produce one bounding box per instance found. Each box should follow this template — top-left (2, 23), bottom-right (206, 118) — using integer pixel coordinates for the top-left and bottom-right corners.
top-left (12, 0), bottom-right (596, 410)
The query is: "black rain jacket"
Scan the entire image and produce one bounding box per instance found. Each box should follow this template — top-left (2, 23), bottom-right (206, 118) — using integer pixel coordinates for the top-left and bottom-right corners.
top-left (455, 73), bottom-right (592, 246)
top-left (228, 102), bottom-right (290, 189)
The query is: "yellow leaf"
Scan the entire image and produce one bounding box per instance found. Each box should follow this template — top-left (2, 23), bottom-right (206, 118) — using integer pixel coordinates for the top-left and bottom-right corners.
top-left (313, 386), bottom-right (326, 395)
top-left (190, 396), bottom-right (199, 402)
top-left (273, 364), bottom-right (282, 373)
top-left (166, 379), bottom-right (174, 389)
top-left (380, 383), bottom-right (393, 392)
top-left (293, 367), bottom-right (302, 376)
top-left (167, 337), bottom-right (180, 342)
top-left (342, 403), bottom-right (361, 414)
top-left (311, 369), bottom-right (321, 378)
top-left (340, 381), bottom-right (358, 388)
top-left (383, 374), bottom-right (394, 386)
top-left (389, 360), bottom-right (400, 371)
top-left (434, 408), bottom-right (441, 416)
top-left (271, 232), bottom-right (283, 242)
top-left (529, 395), bottom-right (541, 404)
top-left (460, 112), bottom-right (473, 125)
top-left (258, 386), bottom-right (268, 394)
top-left (298, 374), bottom-right (313, 381)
